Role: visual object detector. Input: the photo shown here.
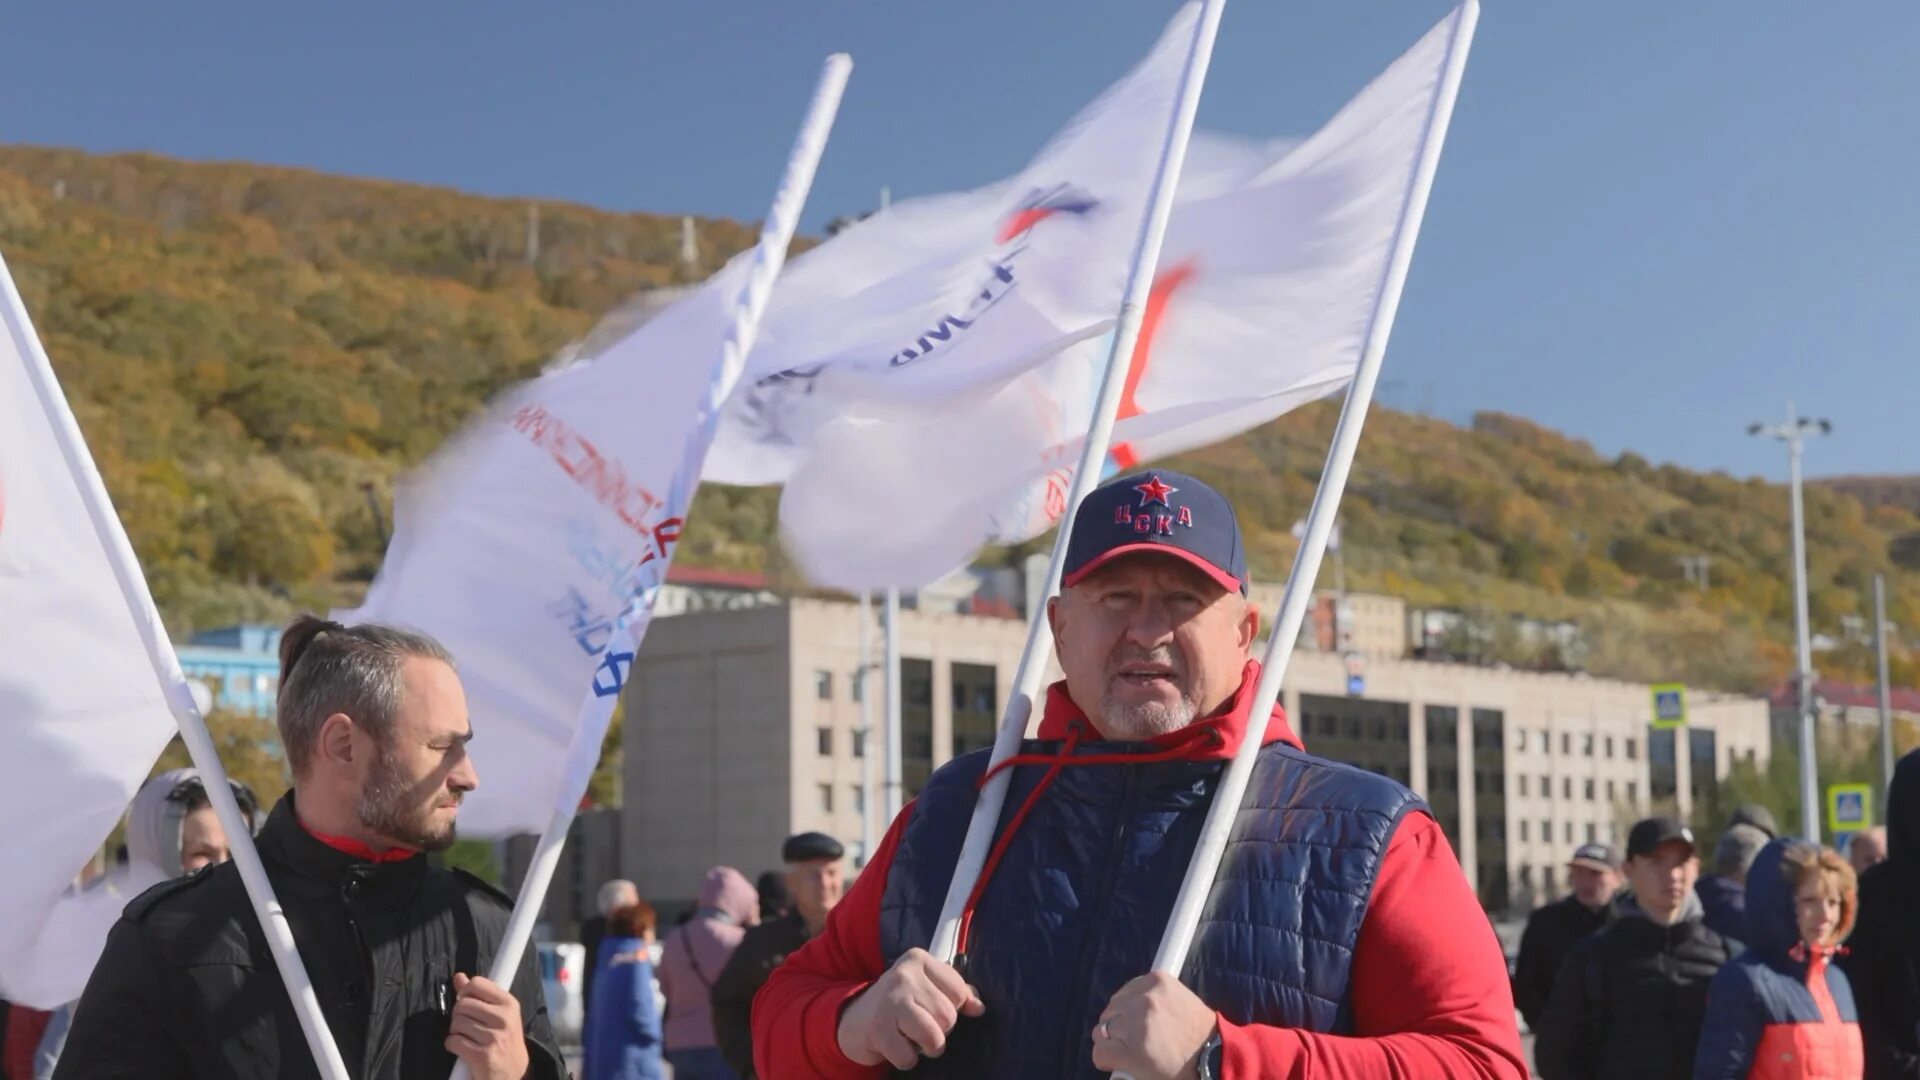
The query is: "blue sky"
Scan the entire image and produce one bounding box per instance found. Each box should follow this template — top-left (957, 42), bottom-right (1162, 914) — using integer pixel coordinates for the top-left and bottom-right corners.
top-left (3, 2), bottom-right (1914, 483)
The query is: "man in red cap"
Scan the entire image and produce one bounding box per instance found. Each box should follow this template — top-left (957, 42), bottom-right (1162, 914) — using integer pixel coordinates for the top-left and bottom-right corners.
top-left (752, 470), bottom-right (1524, 1079)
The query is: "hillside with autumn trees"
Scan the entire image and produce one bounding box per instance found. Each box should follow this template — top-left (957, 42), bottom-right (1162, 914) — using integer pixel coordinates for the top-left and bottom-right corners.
top-left (6, 145), bottom-right (1919, 705)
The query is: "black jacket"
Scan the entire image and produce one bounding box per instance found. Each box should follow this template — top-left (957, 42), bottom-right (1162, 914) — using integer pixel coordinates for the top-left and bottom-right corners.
top-left (710, 911), bottom-right (812, 1079)
top-left (1533, 893), bottom-right (1737, 1080)
top-left (1841, 749), bottom-right (1920, 1079)
top-left (1512, 893), bottom-right (1609, 1030)
top-left (53, 795), bottom-right (566, 1080)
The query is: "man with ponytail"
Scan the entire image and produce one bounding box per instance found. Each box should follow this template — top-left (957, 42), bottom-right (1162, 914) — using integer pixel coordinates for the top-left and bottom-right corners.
top-left (55, 615), bottom-right (566, 1080)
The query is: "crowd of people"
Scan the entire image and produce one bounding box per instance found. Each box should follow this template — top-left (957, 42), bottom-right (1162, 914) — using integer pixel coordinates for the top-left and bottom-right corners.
top-left (1517, 757), bottom-right (1919, 1080)
top-left (576, 831), bottom-right (847, 1080)
top-left (0, 471), bottom-right (1913, 1080)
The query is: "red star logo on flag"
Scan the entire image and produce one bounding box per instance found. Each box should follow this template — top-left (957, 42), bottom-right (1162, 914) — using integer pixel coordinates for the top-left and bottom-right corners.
top-left (1134, 474), bottom-right (1177, 507)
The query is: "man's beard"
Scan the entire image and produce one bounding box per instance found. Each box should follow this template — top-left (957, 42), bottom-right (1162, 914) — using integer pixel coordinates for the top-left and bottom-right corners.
top-left (1099, 646), bottom-right (1197, 740)
top-left (356, 746), bottom-right (459, 852)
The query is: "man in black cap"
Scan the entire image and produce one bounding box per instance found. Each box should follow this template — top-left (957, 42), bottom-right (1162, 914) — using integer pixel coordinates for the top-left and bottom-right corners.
top-left (1511, 842), bottom-right (1621, 1032)
top-left (710, 831), bottom-right (845, 1078)
top-left (1536, 817), bottom-right (1738, 1080)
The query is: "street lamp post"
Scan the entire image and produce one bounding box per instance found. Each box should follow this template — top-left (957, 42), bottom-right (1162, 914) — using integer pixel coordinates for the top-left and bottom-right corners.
top-left (1747, 402), bottom-right (1831, 842)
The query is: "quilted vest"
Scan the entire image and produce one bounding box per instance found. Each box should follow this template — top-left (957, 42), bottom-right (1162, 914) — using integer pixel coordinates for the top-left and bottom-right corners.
top-left (877, 735), bottom-right (1425, 1079)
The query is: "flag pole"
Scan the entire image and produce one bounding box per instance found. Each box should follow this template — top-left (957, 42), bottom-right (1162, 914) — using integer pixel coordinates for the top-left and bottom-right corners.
top-left (1144, 0), bottom-right (1478, 980)
top-left (0, 253), bottom-right (354, 1080)
top-left (928, 0), bottom-right (1229, 964)
top-left (449, 52), bottom-right (850, 1080)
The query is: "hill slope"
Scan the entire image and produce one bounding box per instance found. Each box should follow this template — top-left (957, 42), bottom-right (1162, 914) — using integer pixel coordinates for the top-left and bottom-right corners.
top-left (3, 146), bottom-right (1915, 695)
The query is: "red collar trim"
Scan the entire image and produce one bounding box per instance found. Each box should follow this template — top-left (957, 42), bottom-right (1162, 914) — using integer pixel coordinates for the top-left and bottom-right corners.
top-left (298, 819), bottom-right (418, 864)
top-left (1035, 660), bottom-right (1301, 758)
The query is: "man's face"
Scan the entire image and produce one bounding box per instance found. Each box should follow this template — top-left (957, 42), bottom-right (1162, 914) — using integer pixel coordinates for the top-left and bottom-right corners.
top-left (1624, 841), bottom-right (1698, 923)
top-left (1850, 828), bottom-right (1888, 875)
top-left (1048, 554), bottom-right (1258, 741)
top-left (354, 657), bottom-right (477, 852)
top-left (786, 857), bottom-right (844, 926)
top-left (179, 804), bottom-right (231, 874)
top-left (1568, 863), bottom-right (1619, 909)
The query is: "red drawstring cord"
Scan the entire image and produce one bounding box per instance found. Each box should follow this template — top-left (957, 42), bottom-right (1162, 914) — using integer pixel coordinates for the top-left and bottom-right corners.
top-left (953, 722), bottom-right (1223, 958)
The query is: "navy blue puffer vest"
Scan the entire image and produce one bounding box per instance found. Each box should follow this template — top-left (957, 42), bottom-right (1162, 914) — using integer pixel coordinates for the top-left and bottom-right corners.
top-left (877, 730), bottom-right (1425, 1079)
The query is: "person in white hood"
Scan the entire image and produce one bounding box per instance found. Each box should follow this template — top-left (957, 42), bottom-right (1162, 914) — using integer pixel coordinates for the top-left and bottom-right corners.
top-left (122, 768), bottom-right (260, 878)
top-left (31, 769), bottom-right (260, 1079)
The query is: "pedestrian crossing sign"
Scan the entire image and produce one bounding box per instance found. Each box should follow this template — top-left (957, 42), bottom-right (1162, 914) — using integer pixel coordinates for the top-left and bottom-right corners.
top-left (1651, 683), bottom-right (1687, 729)
top-left (1827, 784), bottom-right (1873, 833)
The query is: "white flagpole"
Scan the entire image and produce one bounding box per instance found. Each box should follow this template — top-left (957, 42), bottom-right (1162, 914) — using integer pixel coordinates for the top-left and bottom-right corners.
top-left (859, 591), bottom-right (877, 861)
top-left (884, 586), bottom-right (903, 822)
top-left (448, 52), bottom-right (851, 1080)
top-left (928, 0), bottom-right (1229, 964)
top-left (1145, 0), bottom-right (1479, 980)
top-left (0, 255), bottom-right (353, 1080)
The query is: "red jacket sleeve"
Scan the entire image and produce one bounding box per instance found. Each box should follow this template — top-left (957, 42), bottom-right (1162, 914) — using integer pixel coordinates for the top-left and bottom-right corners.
top-left (1217, 812), bottom-right (1528, 1080)
top-left (753, 801), bottom-right (913, 1080)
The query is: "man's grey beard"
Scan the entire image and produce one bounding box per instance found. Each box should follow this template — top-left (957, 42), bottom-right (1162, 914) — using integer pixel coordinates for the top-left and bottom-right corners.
top-left (356, 746), bottom-right (458, 853)
top-left (1100, 695), bottom-right (1198, 741)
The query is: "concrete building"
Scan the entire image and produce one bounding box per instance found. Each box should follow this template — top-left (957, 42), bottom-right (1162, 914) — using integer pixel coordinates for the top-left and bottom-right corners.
top-left (616, 593), bottom-right (1771, 915)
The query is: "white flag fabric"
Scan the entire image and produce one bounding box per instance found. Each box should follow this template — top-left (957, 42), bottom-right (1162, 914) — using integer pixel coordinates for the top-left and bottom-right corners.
top-left (705, 2), bottom-right (1201, 485)
top-left (0, 267), bottom-right (179, 1006)
top-left (757, 6), bottom-right (1467, 590)
top-left (344, 8), bottom-right (1200, 836)
top-left (341, 261), bottom-right (754, 836)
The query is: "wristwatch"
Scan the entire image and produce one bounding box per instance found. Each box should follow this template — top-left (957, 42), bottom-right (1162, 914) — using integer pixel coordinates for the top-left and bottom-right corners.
top-left (1195, 1026), bottom-right (1225, 1080)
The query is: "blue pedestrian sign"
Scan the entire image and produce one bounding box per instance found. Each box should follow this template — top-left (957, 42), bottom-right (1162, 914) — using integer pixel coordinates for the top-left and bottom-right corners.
top-left (1651, 683), bottom-right (1687, 729)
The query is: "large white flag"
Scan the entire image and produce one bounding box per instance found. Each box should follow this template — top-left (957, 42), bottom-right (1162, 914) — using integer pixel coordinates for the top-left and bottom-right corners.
top-left (0, 259), bottom-right (179, 1006)
top-left (346, 9), bottom-right (1201, 836)
top-left (706, 2), bottom-right (1202, 484)
top-left (750, 6), bottom-right (1468, 590)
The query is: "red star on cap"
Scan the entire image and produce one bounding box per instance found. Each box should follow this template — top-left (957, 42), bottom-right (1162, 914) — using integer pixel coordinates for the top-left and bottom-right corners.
top-left (1134, 474), bottom-right (1178, 507)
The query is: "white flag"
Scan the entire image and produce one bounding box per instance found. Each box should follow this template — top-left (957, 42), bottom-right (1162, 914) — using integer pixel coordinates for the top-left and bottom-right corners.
top-left (341, 260), bottom-right (754, 836)
top-left (345, 12), bottom-right (1200, 836)
top-left (706, 2), bottom-right (1202, 485)
top-left (764, 6), bottom-right (1468, 590)
top-left (0, 260), bottom-right (178, 1006)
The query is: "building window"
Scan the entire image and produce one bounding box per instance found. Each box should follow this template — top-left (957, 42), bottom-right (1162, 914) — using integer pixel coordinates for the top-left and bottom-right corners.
top-left (1425, 705), bottom-right (1459, 746)
top-left (1562, 777), bottom-right (1572, 800)
top-left (818, 784), bottom-right (834, 813)
top-left (1520, 819), bottom-right (1530, 842)
top-left (815, 670), bottom-right (833, 701)
top-left (951, 663), bottom-right (999, 758)
top-left (852, 729), bottom-right (867, 759)
top-left (1514, 728), bottom-right (1530, 752)
top-left (1584, 779), bottom-right (1595, 801)
top-left (852, 672), bottom-right (865, 703)
top-left (1582, 733), bottom-right (1594, 757)
top-left (1518, 775), bottom-right (1529, 797)
top-left (1604, 735), bottom-right (1615, 759)
top-left (1546, 865), bottom-right (1559, 893)
top-left (1519, 863), bottom-right (1534, 891)
top-left (1606, 779), bottom-right (1616, 802)
top-left (1541, 819), bottom-right (1552, 843)
top-left (817, 727), bottom-right (833, 757)
top-left (1586, 822), bottom-right (1597, 842)
top-left (1626, 737), bottom-right (1639, 761)
top-left (1627, 780), bottom-right (1639, 804)
top-left (1537, 730), bottom-right (1550, 753)
top-left (852, 785), bottom-right (866, 815)
top-left (1561, 732), bottom-right (1571, 755)
top-left (1563, 820), bottom-right (1573, 843)
top-left (1540, 774), bottom-right (1551, 797)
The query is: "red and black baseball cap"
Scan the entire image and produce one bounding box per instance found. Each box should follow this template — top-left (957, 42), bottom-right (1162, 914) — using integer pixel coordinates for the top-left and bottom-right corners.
top-left (1061, 470), bottom-right (1247, 594)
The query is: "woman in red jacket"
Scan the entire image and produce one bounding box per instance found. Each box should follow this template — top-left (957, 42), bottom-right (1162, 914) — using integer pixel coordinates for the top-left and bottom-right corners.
top-left (1694, 838), bottom-right (1863, 1079)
